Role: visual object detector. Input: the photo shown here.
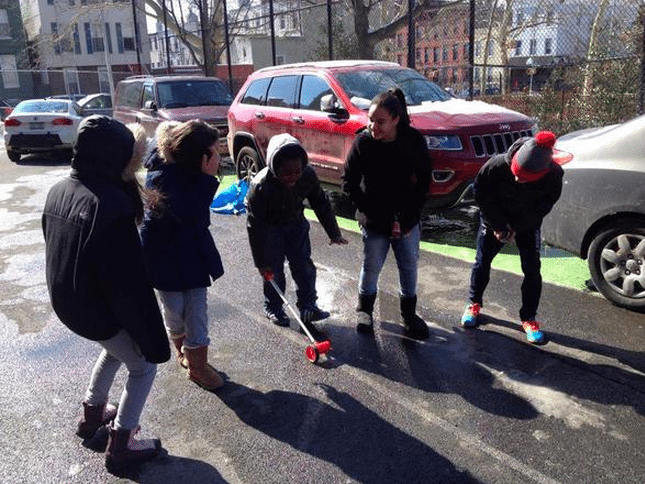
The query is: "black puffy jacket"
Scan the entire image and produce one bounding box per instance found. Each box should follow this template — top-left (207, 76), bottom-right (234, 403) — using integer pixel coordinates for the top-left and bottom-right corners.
top-left (42, 116), bottom-right (170, 364)
top-left (474, 137), bottom-right (564, 234)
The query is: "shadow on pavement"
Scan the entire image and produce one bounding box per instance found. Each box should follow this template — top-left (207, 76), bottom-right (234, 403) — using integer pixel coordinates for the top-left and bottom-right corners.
top-left (217, 380), bottom-right (481, 484)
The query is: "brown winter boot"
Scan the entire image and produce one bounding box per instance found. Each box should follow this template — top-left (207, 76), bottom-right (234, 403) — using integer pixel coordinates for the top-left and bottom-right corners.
top-left (170, 334), bottom-right (188, 369)
top-left (105, 423), bottom-right (161, 472)
top-left (76, 401), bottom-right (118, 439)
top-left (184, 346), bottom-right (224, 391)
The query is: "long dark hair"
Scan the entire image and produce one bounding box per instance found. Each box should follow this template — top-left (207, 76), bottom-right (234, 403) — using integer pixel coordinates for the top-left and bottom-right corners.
top-left (371, 87), bottom-right (411, 132)
top-left (167, 119), bottom-right (220, 178)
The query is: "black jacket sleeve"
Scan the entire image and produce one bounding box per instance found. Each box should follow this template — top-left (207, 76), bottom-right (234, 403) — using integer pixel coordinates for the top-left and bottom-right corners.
top-left (342, 135), bottom-right (371, 217)
top-left (98, 217), bottom-right (170, 364)
top-left (304, 169), bottom-right (342, 240)
top-left (473, 159), bottom-right (509, 232)
top-left (245, 181), bottom-right (271, 269)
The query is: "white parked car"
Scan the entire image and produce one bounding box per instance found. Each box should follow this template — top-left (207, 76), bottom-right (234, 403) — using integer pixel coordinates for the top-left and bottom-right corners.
top-left (3, 98), bottom-right (84, 162)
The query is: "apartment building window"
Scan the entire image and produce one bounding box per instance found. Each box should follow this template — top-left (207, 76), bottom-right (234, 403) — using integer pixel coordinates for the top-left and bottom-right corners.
top-left (0, 55), bottom-right (19, 88)
top-left (396, 33), bottom-right (403, 48)
top-left (48, 0), bottom-right (54, 5)
top-left (105, 23), bottom-right (113, 54)
top-left (529, 38), bottom-right (536, 55)
top-left (0, 9), bottom-right (9, 37)
top-left (120, 25), bottom-right (136, 52)
top-left (544, 38), bottom-right (552, 55)
top-left (279, 15), bottom-right (285, 30)
top-left (63, 68), bottom-right (80, 94)
top-left (416, 48), bottom-right (421, 62)
top-left (515, 10), bottom-right (523, 26)
top-left (91, 24), bottom-right (105, 52)
top-left (452, 44), bottom-right (459, 61)
top-left (475, 41), bottom-right (481, 57)
top-left (84, 23), bottom-right (93, 54)
top-left (116, 23), bottom-right (124, 53)
top-left (424, 48), bottom-right (429, 63)
top-left (463, 43), bottom-right (468, 59)
top-left (442, 46), bottom-right (448, 62)
top-left (51, 23), bottom-right (61, 55)
top-left (488, 40), bottom-right (494, 56)
top-left (433, 47), bottom-right (439, 63)
top-left (73, 23), bottom-right (81, 54)
top-left (513, 40), bottom-right (522, 56)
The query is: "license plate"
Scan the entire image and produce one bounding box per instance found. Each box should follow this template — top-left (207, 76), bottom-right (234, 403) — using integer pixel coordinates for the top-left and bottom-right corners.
top-left (30, 122), bottom-right (44, 130)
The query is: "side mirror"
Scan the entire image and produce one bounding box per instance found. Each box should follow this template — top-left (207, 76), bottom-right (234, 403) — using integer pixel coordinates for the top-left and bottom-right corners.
top-left (320, 94), bottom-right (348, 119)
top-left (144, 100), bottom-right (157, 111)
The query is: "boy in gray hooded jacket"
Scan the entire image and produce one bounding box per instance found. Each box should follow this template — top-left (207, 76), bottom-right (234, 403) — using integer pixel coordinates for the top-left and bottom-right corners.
top-left (245, 134), bottom-right (347, 332)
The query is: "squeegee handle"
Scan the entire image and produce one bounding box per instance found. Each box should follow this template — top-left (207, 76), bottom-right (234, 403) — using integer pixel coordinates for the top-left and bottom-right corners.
top-left (266, 276), bottom-right (317, 343)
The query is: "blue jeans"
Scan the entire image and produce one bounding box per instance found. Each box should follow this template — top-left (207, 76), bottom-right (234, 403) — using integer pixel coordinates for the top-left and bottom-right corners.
top-left (263, 218), bottom-right (317, 311)
top-left (469, 219), bottom-right (542, 321)
top-left (84, 330), bottom-right (157, 430)
top-left (158, 287), bottom-right (210, 348)
top-left (359, 224), bottom-right (421, 298)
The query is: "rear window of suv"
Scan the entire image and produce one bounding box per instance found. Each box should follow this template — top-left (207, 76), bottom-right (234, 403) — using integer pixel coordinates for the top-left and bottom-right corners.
top-left (335, 67), bottom-right (452, 108)
top-left (156, 80), bottom-right (233, 109)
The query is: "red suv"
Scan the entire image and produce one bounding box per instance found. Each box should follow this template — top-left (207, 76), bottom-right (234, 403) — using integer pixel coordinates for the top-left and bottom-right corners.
top-left (227, 61), bottom-right (535, 208)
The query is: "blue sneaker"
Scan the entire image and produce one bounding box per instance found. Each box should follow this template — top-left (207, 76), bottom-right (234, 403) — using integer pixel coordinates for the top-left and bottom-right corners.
top-left (522, 320), bottom-right (545, 344)
top-left (461, 303), bottom-right (481, 328)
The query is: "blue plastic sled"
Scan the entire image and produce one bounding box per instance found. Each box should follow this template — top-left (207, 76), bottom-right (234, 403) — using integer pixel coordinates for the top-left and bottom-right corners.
top-left (210, 178), bottom-right (249, 215)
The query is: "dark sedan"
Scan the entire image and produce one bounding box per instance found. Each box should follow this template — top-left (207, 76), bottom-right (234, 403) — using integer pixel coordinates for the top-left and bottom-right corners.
top-left (542, 114), bottom-right (645, 310)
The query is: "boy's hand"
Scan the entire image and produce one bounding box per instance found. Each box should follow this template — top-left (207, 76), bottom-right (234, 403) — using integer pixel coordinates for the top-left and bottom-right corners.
top-left (259, 267), bottom-right (273, 280)
top-left (329, 236), bottom-right (348, 245)
top-left (494, 228), bottom-right (515, 243)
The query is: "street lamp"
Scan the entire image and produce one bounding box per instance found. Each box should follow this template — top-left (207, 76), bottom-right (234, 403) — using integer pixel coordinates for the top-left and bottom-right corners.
top-left (526, 57), bottom-right (535, 95)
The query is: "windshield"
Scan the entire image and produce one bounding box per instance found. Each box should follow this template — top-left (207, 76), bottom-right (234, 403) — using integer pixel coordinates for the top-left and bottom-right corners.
top-left (334, 67), bottom-right (452, 108)
top-left (14, 100), bottom-right (70, 114)
top-left (157, 80), bottom-right (233, 109)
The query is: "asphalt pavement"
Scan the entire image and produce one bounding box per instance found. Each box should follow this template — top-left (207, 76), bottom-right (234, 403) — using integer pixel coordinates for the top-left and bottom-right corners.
top-left (1, 155), bottom-right (645, 484)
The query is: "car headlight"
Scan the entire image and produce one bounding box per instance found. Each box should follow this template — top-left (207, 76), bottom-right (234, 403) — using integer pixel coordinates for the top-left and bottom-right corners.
top-left (424, 134), bottom-right (463, 150)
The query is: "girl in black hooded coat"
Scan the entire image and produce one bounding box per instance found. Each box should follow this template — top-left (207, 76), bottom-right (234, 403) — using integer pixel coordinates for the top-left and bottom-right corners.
top-left (42, 116), bottom-right (169, 471)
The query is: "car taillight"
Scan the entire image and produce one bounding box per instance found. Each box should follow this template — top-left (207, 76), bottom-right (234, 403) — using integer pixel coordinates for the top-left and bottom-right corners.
top-left (552, 149), bottom-right (573, 166)
top-left (4, 118), bottom-right (20, 127)
top-left (52, 117), bottom-right (74, 126)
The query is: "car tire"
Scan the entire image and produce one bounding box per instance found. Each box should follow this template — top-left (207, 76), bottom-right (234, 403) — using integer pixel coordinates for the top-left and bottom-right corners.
top-left (235, 146), bottom-right (263, 181)
top-left (7, 150), bottom-right (20, 162)
top-left (588, 219), bottom-right (645, 310)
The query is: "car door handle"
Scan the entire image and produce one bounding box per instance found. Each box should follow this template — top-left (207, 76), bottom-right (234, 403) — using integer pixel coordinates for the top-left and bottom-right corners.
top-left (292, 116), bottom-right (304, 124)
top-left (254, 111), bottom-right (265, 119)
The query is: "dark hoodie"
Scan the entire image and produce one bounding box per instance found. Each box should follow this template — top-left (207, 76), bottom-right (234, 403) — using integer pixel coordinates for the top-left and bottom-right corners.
top-left (245, 133), bottom-right (342, 269)
top-left (342, 126), bottom-right (431, 235)
top-left (474, 136), bottom-right (564, 234)
top-left (42, 116), bottom-right (170, 364)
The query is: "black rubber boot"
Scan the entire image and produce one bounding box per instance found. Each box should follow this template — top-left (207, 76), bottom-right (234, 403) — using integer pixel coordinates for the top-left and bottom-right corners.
top-left (76, 402), bottom-right (117, 439)
top-left (356, 294), bottom-right (376, 333)
top-left (400, 295), bottom-right (429, 340)
top-left (105, 424), bottom-right (161, 472)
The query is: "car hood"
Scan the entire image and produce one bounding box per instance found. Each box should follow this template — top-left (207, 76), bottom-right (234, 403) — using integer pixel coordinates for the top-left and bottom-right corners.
top-left (158, 105), bottom-right (229, 122)
top-left (407, 99), bottom-right (531, 131)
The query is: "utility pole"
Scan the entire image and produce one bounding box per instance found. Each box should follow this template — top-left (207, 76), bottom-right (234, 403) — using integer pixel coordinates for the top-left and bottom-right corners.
top-left (407, 0), bottom-right (415, 69)
top-left (131, 0), bottom-right (142, 73)
top-left (162, 0), bottom-right (171, 74)
top-left (223, 0), bottom-right (233, 93)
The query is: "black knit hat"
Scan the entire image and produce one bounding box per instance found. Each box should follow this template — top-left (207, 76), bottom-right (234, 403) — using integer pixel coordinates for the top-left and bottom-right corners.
top-left (511, 131), bottom-right (556, 182)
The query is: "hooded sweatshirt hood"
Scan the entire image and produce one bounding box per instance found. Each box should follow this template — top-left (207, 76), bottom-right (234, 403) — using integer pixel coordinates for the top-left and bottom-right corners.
top-left (72, 116), bottom-right (136, 181)
top-left (266, 133), bottom-right (308, 175)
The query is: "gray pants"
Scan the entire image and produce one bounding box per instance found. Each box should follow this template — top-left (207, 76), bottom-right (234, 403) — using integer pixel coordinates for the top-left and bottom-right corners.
top-left (158, 287), bottom-right (210, 349)
top-left (84, 329), bottom-right (157, 430)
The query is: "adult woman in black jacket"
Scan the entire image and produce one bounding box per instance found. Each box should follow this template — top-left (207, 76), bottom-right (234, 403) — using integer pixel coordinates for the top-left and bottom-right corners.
top-left (343, 88), bottom-right (432, 340)
top-left (42, 116), bottom-right (169, 471)
top-left (140, 120), bottom-right (225, 391)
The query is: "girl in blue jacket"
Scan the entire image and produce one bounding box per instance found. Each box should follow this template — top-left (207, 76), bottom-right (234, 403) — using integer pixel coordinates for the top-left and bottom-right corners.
top-left (141, 120), bottom-right (225, 391)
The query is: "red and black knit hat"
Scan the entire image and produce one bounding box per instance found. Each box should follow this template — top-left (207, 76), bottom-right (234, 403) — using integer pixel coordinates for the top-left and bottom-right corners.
top-left (510, 131), bottom-right (556, 182)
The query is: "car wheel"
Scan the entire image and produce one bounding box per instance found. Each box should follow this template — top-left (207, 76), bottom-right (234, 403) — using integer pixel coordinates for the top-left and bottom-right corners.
top-left (7, 150), bottom-right (20, 162)
top-left (235, 146), bottom-right (263, 181)
top-left (588, 219), bottom-right (645, 310)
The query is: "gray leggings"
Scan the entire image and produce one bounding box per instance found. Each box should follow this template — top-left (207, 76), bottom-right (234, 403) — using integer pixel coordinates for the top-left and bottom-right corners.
top-left (84, 329), bottom-right (157, 430)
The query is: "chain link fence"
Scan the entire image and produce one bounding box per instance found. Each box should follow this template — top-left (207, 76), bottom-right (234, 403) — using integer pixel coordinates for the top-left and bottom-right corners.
top-left (383, 0), bottom-right (645, 135)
